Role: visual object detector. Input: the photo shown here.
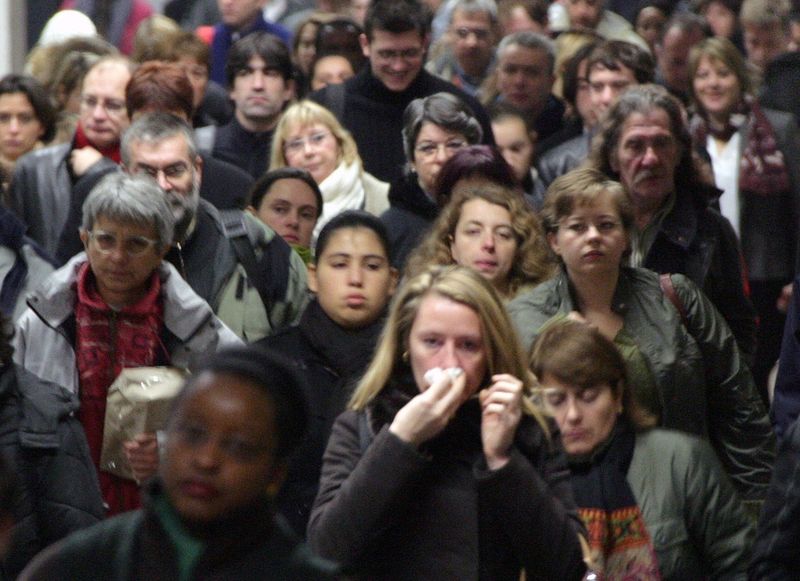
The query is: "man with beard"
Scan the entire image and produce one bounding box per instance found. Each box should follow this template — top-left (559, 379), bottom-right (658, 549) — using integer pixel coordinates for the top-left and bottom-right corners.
top-left (195, 32), bottom-right (295, 180)
top-left (120, 113), bottom-right (308, 342)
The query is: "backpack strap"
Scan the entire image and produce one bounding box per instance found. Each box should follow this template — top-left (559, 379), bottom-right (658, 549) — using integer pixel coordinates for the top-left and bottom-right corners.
top-left (218, 210), bottom-right (291, 318)
top-left (659, 273), bottom-right (689, 328)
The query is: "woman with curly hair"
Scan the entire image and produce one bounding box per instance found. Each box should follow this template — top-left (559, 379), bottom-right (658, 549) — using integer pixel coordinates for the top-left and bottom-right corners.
top-left (406, 181), bottom-right (554, 300)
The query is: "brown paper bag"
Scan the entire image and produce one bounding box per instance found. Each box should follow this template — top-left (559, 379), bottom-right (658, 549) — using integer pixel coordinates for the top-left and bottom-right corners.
top-left (100, 367), bottom-right (188, 481)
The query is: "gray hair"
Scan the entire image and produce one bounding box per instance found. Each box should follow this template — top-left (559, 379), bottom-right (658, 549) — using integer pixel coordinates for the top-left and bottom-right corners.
top-left (497, 31), bottom-right (556, 74)
top-left (450, 0), bottom-right (498, 24)
top-left (401, 92), bottom-right (483, 162)
top-left (121, 112), bottom-right (198, 167)
top-left (82, 172), bottom-right (175, 251)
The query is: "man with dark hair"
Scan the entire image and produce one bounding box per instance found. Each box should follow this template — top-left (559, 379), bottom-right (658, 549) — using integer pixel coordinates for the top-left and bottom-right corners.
top-left (310, 0), bottom-right (494, 184)
top-left (654, 13), bottom-right (709, 104)
top-left (588, 84), bottom-right (757, 361)
top-left (18, 346), bottom-right (337, 580)
top-left (196, 32), bottom-right (295, 180)
top-left (537, 39), bottom-right (654, 187)
top-left (205, 0), bottom-right (292, 85)
top-left (487, 31), bottom-right (565, 143)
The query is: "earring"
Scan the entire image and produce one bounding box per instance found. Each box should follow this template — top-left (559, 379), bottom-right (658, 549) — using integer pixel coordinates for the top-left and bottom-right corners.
top-left (402, 351), bottom-right (409, 363)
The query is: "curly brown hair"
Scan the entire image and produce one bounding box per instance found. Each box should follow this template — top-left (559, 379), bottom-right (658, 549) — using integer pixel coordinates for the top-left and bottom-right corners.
top-left (405, 182), bottom-right (555, 299)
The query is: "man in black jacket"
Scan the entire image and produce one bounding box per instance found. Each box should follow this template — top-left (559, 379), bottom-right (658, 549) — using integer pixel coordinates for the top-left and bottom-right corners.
top-left (588, 84), bottom-right (757, 362)
top-left (310, 0), bottom-right (494, 184)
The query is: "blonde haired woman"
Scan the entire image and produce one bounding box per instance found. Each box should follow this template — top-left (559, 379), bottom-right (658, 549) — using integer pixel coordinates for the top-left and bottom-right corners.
top-left (270, 100), bottom-right (388, 241)
top-left (308, 265), bottom-right (585, 579)
top-left (406, 183), bottom-right (554, 300)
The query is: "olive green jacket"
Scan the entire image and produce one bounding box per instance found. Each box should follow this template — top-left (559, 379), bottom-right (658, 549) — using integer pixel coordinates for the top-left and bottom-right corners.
top-left (628, 429), bottom-right (752, 580)
top-left (508, 267), bottom-right (775, 500)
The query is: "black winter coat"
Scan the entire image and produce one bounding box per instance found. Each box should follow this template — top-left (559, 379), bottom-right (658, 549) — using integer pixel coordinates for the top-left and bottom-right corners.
top-left (308, 381), bottom-right (586, 580)
top-left (258, 300), bottom-right (385, 536)
top-left (0, 365), bottom-right (104, 578)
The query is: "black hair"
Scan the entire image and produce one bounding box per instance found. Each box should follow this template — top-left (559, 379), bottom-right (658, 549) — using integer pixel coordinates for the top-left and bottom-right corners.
top-left (247, 167), bottom-right (324, 218)
top-left (225, 32), bottom-right (294, 88)
top-left (561, 40), bottom-right (600, 109)
top-left (0, 74), bottom-right (57, 144)
top-left (587, 39), bottom-right (655, 84)
top-left (364, 0), bottom-right (432, 41)
top-left (314, 210), bottom-right (392, 262)
top-left (0, 313), bottom-right (13, 368)
top-left (176, 346), bottom-right (309, 461)
top-left (0, 452), bottom-right (16, 520)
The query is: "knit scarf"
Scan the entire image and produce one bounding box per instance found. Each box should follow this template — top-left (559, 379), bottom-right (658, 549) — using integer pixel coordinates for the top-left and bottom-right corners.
top-left (313, 160), bottom-right (366, 242)
top-left (73, 122), bottom-right (122, 165)
top-left (568, 422), bottom-right (661, 580)
top-left (75, 262), bottom-right (164, 515)
top-left (690, 96), bottom-right (789, 196)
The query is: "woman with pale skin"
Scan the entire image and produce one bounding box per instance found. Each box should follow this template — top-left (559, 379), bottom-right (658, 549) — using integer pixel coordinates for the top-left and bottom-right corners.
top-left (380, 92), bottom-right (484, 268)
top-left (309, 53), bottom-right (355, 91)
top-left (270, 100), bottom-right (388, 243)
top-left (530, 320), bottom-right (753, 580)
top-left (688, 36), bottom-right (800, 400)
top-left (247, 167), bottom-right (323, 263)
top-left (308, 265), bottom-right (586, 579)
top-left (0, 75), bottom-right (56, 189)
top-left (508, 167), bottom-right (775, 502)
top-left (406, 182), bottom-right (554, 300)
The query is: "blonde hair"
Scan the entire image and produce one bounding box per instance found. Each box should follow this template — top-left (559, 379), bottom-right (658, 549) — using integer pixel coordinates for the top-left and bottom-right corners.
top-left (405, 183), bottom-right (554, 298)
top-left (269, 100), bottom-right (360, 175)
top-left (349, 265), bottom-right (550, 433)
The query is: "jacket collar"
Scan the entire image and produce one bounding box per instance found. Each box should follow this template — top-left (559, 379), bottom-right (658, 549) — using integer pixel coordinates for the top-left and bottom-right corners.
top-left (26, 254), bottom-right (216, 344)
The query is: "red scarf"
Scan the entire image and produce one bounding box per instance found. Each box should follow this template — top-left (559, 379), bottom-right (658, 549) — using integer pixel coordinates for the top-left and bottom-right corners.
top-left (74, 263), bottom-right (164, 515)
top-left (73, 122), bottom-right (122, 164)
top-left (690, 96), bottom-right (790, 196)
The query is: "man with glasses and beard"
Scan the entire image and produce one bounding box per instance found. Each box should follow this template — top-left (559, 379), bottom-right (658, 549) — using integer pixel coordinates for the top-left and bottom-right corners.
top-left (119, 113), bottom-right (308, 343)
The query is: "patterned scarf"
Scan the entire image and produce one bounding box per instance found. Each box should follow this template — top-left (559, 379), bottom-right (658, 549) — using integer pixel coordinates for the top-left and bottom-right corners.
top-left (568, 422), bottom-right (661, 580)
top-left (690, 95), bottom-right (789, 196)
top-left (75, 262), bottom-right (164, 515)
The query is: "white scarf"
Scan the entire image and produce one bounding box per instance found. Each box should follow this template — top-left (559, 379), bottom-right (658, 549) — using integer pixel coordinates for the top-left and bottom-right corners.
top-left (313, 159), bottom-right (366, 243)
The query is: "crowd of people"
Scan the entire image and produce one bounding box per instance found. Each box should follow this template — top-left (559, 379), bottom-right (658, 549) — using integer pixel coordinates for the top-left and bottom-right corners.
top-left (3, 0), bottom-right (800, 578)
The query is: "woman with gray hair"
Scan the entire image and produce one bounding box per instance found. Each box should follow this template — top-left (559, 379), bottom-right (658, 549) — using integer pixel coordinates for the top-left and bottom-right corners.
top-left (381, 92), bottom-right (483, 268)
top-left (13, 172), bottom-right (241, 517)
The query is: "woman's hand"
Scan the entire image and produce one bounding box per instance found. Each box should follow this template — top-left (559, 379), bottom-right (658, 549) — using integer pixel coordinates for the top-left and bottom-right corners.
top-left (123, 432), bottom-right (159, 485)
top-left (480, 374), bottom-right (524, 470)
top-left (389, 371), bottom-right (468, 447)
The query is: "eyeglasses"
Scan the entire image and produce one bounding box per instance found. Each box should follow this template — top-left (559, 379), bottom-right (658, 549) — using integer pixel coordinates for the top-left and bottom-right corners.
top-left (414, 139), bottom-right (466, 159)
top-left (88, 230), bottom-right (160, 257)
top-left (453, 27), bottom-right (491, 41)
top-left (374, 47), bottom-right (424, 61)
top-left (133, 162), bottom-right (191, 183)
top-left (284, 131), bottom-right (333, 155)
top-left (80, 95), bottom-right (126, 116)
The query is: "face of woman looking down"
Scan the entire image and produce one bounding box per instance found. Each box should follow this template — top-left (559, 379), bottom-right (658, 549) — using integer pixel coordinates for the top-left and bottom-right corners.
top-left (541, 374), bottom-right (621, 456)
top-left (408, 294), bottom-right (488, 397)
